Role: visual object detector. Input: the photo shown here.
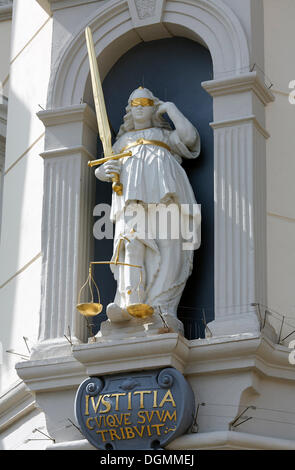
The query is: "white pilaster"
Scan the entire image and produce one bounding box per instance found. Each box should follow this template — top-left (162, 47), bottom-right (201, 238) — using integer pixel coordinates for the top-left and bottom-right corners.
top-left (202, 73), bottom-right (274, 337)
top-left (31, 104), bottom-right (97, 359)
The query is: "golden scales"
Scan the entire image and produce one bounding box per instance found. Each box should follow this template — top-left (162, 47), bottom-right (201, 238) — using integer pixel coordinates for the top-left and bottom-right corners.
top-left (76, 237), bottom-right (154, 321)
top-left (76, 27), bottom-right (154, 333)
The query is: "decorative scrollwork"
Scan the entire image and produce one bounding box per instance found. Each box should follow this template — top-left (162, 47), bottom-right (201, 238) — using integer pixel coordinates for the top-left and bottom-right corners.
top-left (85, 378), bottom-right (103, 396)
top-left (157, 369), bottom-right (174, 389)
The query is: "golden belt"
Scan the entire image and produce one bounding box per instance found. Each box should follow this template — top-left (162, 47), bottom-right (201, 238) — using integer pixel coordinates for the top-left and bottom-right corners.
top-left (120, 138), bottom-right (171, 153)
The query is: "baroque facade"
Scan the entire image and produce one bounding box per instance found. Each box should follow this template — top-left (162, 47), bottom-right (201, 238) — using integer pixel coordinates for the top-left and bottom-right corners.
top-left (0, 0), bottom-right (295, 450)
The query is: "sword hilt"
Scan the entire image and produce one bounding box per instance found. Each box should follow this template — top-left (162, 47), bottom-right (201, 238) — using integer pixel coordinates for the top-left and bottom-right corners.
top-left (110, 173), bottom-right (123, 196)
top-left (88, 151), bottom-right (132, 196)
top-left (87, 151), bottom-right (132, 168)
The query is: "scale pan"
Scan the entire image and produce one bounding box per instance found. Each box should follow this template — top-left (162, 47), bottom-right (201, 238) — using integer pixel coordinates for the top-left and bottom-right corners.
top-left (126, 303), bottom-right (154, 319)
top-left (76, 303), bottom-right (103, 317)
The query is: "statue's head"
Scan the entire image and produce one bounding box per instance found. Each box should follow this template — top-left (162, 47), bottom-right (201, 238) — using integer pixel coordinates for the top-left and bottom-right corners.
top-left (129, 87), bottom-right (155, 127)
top-left (117, 86), bottom-right (171, 138)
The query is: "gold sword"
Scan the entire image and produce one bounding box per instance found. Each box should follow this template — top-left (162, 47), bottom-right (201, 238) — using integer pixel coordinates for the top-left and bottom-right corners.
top-left (85, 27), bottom-right (132, 195)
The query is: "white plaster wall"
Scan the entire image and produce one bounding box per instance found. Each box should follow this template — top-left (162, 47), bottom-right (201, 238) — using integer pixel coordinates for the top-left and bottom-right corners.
top-left (0, 0), bottom-right (52, 394)
top-left (5, 20), bottom-right (52, 170)
top-left (0, 408), bottom-right (47, 450)
top-left (264, 0), bottom-right (295, 321)
top-left (10, 0), bottom-right (49, 60)
top-left (228, 376), bottom-right (295, 441)
top-left (0, 147), bottom-right (43, 285)
top-left (0, 257), bottom-right (42, 392)
top-left (0, 19), bottom-right (11, 97)
top-left (193, 370), bottom-right (295, 441)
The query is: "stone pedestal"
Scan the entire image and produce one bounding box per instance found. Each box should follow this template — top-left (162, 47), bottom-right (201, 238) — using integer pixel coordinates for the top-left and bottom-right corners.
top-left (96, 313), bottom-right (184, 342)
top-left (72, 332), bottom-right (189, 377)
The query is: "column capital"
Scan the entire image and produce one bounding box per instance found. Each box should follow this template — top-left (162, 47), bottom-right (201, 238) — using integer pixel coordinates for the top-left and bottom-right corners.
top-left (37, 103), bottom-right (98, 156)
top-left (202, 72), bottom-right (274, 105)
top-left (210, 115), bottom-right (270, 139)
top-left (37, 103), bottom-right (97, 133)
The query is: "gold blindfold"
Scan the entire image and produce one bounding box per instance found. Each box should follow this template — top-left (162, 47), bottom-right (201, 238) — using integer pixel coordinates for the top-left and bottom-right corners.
top-left (131, 98), bottom-right (154, 107)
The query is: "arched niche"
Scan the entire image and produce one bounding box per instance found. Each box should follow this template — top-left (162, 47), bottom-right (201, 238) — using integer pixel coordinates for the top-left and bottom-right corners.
top-left (89, 36), bottom-right (214, 339)
top-left (48, 0), bottom-right (250, 109)
top-left (35, 0), bottom-right (274, 358)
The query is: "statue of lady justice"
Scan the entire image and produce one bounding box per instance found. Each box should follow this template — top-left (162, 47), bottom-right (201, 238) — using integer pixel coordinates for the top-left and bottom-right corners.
top-left (95, 87), bottom-right (201, 325)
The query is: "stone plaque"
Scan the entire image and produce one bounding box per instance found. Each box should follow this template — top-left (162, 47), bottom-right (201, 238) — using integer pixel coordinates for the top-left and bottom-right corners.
top-left (75, 367), bottom-right (195, 450)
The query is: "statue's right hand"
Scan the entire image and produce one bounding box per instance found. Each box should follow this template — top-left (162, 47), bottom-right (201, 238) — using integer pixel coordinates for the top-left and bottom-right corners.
top-left (95, 159), bottom-right (121, 182)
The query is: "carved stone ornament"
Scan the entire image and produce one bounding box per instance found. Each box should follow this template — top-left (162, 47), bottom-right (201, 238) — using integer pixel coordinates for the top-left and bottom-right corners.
top-left (75, 367), bottom-right (195, 450)
top-left (127, 0), bottom-right (165, 28)
top-left (134, 0), bottom-right (156, 19)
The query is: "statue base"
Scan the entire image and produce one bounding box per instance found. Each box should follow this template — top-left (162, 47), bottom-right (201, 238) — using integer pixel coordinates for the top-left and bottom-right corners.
top-left (95, 312), bottom-right (184, 341)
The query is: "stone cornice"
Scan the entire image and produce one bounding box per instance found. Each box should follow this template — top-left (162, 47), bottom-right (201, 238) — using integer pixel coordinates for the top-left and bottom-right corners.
top-left (0, 380), bottom-right (29, 412)
top-left (39, 145), bottom-right (95, 161)
top-left (202, 72), bottom-right (275, 106)
top-left (0, 380), bottom-right (36, 433)
top-left (187, 334), bottom-right (295, 381)
top-left (37, 103), bottom-right (97, 133)
top-left (0, 3), bottom-right (12, 22)
top-left (15, 355), bottom-right (87, 392)
top-left (210, 115), bottom-right (270, 139)
top-left (15, 334), bottom-right (295, 394)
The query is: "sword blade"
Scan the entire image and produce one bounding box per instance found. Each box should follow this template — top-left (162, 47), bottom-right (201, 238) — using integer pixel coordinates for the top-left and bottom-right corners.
top-left (85, 27), bottom-right (112, 157)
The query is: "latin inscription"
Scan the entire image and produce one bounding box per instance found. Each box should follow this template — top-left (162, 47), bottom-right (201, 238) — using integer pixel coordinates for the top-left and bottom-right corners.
top-left (84, 389), bottom-right (177, 443)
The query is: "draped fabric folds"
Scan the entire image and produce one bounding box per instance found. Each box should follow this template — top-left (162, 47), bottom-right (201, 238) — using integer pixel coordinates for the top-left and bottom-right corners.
top-left (109, 127), bottom-right (201, 316)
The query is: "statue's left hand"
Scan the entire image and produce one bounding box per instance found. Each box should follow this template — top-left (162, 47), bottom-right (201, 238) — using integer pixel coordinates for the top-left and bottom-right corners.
top-left (156, 101), bottom-right (177, 119)
top-left (156, 101), bottom-right (197, 149)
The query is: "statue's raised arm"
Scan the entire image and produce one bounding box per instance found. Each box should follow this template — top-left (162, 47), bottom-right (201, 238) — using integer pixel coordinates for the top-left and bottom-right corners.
top-left (155, 100), bottom-right (199, 153)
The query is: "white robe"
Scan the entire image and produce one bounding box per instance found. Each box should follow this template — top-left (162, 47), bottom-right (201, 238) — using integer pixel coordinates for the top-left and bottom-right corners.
top-left (109, 126), bottom-right (201, 316)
